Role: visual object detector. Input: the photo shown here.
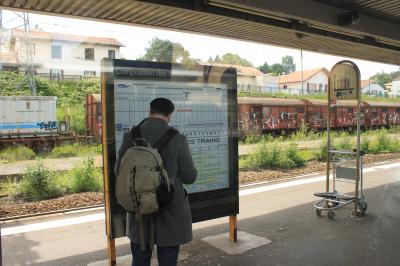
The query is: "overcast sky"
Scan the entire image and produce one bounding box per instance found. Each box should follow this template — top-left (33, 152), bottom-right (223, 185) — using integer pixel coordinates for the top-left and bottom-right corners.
top-left (1, 10), bottom-right (399, 79)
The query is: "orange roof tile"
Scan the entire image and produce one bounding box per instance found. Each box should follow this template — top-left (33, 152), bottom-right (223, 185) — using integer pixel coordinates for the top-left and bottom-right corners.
top-left (361, 79), bottom-right (374, 88)
top-left (201, 62), bottom-right (264, 76)
top-left (278, 68), bottom-right (329, 84)
top-left (14, 29), bottom-right (123, 47)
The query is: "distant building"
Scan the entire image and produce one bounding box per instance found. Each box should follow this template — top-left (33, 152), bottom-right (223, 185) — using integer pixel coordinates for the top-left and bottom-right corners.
top-left (259, 73), bottom-right (279, 94)
top-left (391, 78), bottom-right (400, 97)
top-left (360, 80), bottom-right (387, 96)
top-left (201, 62), bottom-right (265, 93)
top-left (384, 82), bottom-right (392, 94)
top-left (7, 29), bottom-right (123, 77)
top-left (278, 68), bottom-right (329, 95)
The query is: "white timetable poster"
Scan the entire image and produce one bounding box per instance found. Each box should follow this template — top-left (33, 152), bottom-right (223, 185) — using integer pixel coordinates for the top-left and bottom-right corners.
top-left (114, 79), bottom-right (229, 193)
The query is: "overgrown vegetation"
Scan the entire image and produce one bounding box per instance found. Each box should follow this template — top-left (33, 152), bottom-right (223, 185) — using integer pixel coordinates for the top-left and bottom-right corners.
top-left (0, 145), bottom-right (36, 163)
top-left (71, 156), bottom-right (103, 193)
top-left (240, 143), bottom-right (305, 170)
top-left (20, 161), bottom-right (62, 201)
top-left (3, 156), bottom-right (103, 202)
top-left (49, 143), bottom-right (102, 158)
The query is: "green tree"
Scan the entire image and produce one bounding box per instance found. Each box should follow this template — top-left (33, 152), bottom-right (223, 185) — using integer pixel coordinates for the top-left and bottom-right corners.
top-left (210, 53), bottom-right (253, 67)
top-left (139, 38), bottom-right (199, 64)
top-left (271, 63), bottom-right (285, 75)
top-left (371, 71), bottom-right (392, 86)
top-left (258, 62), bottom-right (272, 74)
top-left (281, 55), bottom-right (296, 73)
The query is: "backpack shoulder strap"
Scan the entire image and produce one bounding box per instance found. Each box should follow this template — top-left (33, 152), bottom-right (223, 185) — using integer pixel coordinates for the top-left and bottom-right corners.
top-left (131, 118), bottom-right (148, 141)
top-left (153, 128), bottom-right (178, 153)
top-left (131, 126), bottom-right (141, 140)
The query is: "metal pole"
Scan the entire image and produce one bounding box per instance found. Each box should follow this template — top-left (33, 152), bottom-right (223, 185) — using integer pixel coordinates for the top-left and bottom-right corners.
top-left (23, 12), bottom-right (36, 95)
top-left (301, 50), bottom-right (304, 95)
top-left (354, 70), bottom-right (361, 216)
top-left (326, 77), bottom-right (331, 194)
top-left (0, 9), bottom-right (3, 71)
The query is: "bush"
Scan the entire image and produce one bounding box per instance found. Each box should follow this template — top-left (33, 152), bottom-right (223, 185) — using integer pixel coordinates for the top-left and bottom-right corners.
top-left (314, 141), bottom-right (328, 162)
top-left (0, 145), bottom-right (36, 163)
top-left (20, 161), bottom-right (61, 201)
top-left (245, 134), bottom-right (263, 144)
top-left (72, 156), bottom-right (103, 193)
top-left (49, 143), bottom-right (101, 158)
top-left (367, 132), bottom-right (400, 154)
top-left (241, 143), bottom-right (305, 170)
top-left (334, 136), bottom-right (353, 150)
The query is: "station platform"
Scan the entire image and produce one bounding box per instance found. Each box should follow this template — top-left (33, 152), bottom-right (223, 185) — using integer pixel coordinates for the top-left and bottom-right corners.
top-left (2, 160), bottom-right (400, 265)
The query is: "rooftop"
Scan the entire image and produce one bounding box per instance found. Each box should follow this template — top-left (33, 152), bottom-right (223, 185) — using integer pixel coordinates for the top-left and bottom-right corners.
top-left (279, 68), bottom-right (329, 84)
top-left (13, 29), bottom-right (124, 47)
top-left (201, 62), bottom-right (264, 76)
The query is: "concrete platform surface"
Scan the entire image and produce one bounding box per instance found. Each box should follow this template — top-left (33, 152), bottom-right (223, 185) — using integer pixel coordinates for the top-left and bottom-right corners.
top-left (2, 160), bottom-right (400, 266)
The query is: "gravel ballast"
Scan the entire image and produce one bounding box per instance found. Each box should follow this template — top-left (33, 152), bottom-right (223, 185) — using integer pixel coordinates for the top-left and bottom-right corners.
top-left (1, 153), bottom-right (399, 219)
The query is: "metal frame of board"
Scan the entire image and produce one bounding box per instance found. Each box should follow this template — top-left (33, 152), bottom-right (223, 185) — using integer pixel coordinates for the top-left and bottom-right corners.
top-left (101, 59), bottom-right (239, 265)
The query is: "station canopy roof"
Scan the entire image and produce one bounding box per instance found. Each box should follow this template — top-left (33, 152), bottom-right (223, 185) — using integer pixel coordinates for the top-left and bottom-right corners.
top-left (1, 0), bottom-right (400, 65)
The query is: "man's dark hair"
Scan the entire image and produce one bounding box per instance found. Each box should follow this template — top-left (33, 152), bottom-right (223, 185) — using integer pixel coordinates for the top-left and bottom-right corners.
top-left (150, 98), bottom-right (175, 116)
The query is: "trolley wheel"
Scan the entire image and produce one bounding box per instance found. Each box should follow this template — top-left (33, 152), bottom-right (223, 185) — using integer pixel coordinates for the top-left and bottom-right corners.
top-left (316, 209), bottom-right (322, 217)
top-left (359, 200), bottom-right (368, 215)
top-left (327, 211), bottom-right (335, 220)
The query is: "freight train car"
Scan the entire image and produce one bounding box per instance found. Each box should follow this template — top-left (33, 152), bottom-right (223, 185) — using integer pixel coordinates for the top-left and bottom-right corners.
top-left (84, 94), bottom-right (102, 142)
top-left (84, 94), bottom-right (400, 139)
top-left (0, 96), bottom-right (72, 151)
top-left (238, 97), bottom-right (400, 137)
top-left (238, 97), bottom-right (306, 135)
top-left (364, 101), bottom-right (400, 128)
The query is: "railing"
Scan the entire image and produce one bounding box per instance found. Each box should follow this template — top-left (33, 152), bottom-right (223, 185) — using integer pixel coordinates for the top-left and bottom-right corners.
top-left (36, 73), bottom-right (99, 81)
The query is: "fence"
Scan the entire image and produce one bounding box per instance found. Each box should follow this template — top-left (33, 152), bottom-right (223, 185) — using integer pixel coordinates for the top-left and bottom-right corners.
top-left (36, 73), bottom-right (99, 82)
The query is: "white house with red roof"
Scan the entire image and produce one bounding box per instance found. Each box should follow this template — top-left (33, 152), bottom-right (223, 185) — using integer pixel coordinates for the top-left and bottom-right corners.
top-left (391, 78), bottom-right (400, 97)
top-left (360, 79), bottom-right (387, 96)
top-left (201, 62), bottom-right (265, 93)
top-left (10, 29), bottom-right (123, 77)
top-left (278, 68), bottom-right (329, 95)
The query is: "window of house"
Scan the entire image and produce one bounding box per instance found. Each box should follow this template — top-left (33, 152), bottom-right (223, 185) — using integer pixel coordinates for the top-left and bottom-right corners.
top-left (283, 85), bottom-right (288, 89)
top-left (85, 48), bottom-right (95, 61)
top-left (51, 45), bottom-right (62, 59)
top-left (108, 50), bottom-right (115, 59)
top-left (84, 71), bottom-right (96, 77)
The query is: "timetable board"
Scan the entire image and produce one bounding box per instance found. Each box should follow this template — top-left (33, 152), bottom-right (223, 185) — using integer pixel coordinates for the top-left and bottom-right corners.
top-left (102, 60), bottom-right (239, 239)
top-left (114, 80), bottom-right (229, 193)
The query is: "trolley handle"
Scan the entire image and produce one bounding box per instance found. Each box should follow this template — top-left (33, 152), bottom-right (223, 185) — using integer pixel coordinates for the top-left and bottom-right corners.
top-left (329, 149), bottom-right (365, 156)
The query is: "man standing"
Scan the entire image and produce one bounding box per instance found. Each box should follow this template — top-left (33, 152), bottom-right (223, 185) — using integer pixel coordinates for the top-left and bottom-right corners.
top-left (116, 98), bottom-right (197, 266)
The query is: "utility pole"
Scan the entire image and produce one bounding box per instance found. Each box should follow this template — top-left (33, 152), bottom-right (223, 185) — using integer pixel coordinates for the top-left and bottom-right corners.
top-left (23, 12), bottom-right (36, 95)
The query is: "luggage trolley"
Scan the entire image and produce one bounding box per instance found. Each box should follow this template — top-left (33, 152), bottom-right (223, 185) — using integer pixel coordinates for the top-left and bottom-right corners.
top-left (314, 149), bottom-right (367, 219)
top-left (314, 60), bottom-right (367, 219)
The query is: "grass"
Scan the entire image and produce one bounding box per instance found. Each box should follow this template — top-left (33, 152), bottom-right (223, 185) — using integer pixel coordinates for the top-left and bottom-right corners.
top-left (240, 143), bottom-right (305, 170)
top-left (1, 156), bottom-right (103, 202)
top-left (48, 143), bottom-right (101, 158)
top-left (0, 145), bottom-right (36, 163)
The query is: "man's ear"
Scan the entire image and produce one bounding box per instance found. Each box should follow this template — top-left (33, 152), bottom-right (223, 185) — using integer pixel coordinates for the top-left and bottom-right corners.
top-left (166, 114), bottom-right (172, 122)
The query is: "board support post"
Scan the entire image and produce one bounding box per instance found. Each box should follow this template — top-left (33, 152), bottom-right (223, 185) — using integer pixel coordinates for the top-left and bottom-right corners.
top-left (229, 215), bottom-right (237, 242)
top-left (107, 238), bottom-right (116, 266)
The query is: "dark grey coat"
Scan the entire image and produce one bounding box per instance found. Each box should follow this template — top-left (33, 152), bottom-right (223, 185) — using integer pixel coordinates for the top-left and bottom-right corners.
top-left (115, 117), bottom-right (197, 247)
